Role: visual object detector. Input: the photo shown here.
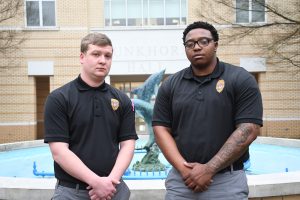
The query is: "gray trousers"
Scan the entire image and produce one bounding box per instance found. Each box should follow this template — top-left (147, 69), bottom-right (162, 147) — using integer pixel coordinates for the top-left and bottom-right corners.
top-left (165, 168), bottom-right (249, 200)
top-left (52, 179), bottom-right (130, 200)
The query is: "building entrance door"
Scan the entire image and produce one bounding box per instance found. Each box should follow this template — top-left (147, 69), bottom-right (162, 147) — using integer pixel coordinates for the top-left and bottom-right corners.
top-left (35, 76), bottom-right (50, 139)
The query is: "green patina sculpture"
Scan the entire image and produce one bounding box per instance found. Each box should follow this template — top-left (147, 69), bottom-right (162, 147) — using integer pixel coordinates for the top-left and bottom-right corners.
top-left (131, 69), bottom-right (166, 171)
top-left (132, 144), bottom-right (166, 171)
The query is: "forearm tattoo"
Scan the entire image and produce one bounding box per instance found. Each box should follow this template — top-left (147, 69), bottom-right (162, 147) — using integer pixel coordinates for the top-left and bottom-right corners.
top-left (236, 123), bottom-right (254, 144)
top-left (207, 123), bottom-right (260, 173)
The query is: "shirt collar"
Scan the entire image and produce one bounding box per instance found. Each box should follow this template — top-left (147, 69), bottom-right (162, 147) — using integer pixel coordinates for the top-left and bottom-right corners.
top-left (183, 58), bottom-right (224, 80)
top-left (75, 75), bottom-right (108, 91)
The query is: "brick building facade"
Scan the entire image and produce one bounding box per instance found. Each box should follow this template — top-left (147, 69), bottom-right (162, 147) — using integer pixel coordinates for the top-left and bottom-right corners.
top-left (0, 0), bottom-right (299, 143)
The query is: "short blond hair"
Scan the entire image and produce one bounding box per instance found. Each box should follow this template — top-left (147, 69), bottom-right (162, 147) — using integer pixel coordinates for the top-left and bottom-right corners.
top-left (80, 32), bottom-right (112, 53)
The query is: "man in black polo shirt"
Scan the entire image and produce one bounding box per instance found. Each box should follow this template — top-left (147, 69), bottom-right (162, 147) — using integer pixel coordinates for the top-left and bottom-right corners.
top-left (44, 33), bottom-right (138, 200)
top-left (152, 21), bottom-right (263, 199)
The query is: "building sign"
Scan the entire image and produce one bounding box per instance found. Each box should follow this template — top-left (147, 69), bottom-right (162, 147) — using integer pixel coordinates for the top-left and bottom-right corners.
top-left (99, 28), bottom-right (189, 74)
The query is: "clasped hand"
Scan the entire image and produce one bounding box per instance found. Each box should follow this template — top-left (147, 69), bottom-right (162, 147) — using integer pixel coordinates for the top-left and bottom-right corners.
top-left (182, 162), bottom-right (213, 192)
top-left (87, 176), bottom-right (120, 200)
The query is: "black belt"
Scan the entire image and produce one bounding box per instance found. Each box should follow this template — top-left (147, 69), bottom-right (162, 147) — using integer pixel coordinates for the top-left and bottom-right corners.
top-left (58, 180), bottom-right (89, 190)
top-left (217, 163), bottom-right (244, 174)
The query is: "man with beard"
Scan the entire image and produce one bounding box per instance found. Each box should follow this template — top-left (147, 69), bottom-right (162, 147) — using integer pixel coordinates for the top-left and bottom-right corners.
top-left (152, 21), bottom-right (263, 200)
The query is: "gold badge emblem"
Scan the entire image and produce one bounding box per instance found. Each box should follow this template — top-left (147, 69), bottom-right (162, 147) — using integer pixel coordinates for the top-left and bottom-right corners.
top-left (111, 98), bottom-right (119, 111)
top-left (216, 79), bottom-right (225, 93)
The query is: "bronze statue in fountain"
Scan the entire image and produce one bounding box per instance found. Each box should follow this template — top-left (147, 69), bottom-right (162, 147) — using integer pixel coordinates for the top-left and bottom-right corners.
top-left (131, 69), bottom-right (166, 172)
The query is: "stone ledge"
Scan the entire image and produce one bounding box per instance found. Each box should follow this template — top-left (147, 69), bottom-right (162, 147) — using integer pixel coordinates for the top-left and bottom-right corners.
top-left (248, 171), bottom-right (300, 197)
top-left (1, 172), bottom-right (300, 200)
top-left (0, 140), bottom-right (45, 152)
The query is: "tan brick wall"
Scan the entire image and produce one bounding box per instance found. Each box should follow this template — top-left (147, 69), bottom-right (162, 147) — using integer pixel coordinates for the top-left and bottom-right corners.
top-left (88, 0), bottom-right (104, 28)
top-left (192, 0), bottom-right (234, 23)
top-left (262, 121), bottom-right (300, 139)
top-left (0, 125), bottom-right (36, 143)
top-left (0, 75), bottom-right (36, 122)
top-left (0, 1), bottom-right (25, 26)
top-left (57, 0), bottom-right (88, 26)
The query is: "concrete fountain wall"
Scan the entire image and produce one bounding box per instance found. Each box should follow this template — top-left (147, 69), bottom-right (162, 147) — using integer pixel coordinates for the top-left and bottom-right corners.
top-left (1, 137), bottom-right (300, 200)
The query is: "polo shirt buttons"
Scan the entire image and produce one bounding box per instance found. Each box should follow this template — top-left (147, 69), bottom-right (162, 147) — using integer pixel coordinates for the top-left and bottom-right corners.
top-left (196, 90), bottom-right (204, 101)
top-left (94, 96), bottom-right (102, 117)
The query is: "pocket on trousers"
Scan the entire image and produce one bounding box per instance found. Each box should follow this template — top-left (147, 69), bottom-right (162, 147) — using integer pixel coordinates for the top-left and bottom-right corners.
top-left (52, 186), bottom-right (64, 200)
top-left (114, 180), bottom-right (130, 200)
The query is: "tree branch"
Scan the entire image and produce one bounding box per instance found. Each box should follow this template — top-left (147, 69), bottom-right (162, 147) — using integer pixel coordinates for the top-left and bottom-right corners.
top-left (197, 0), bottom-right (300, 68)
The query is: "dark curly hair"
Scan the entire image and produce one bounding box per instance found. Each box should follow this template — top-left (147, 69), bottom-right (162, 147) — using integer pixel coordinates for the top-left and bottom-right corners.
top-left (182, 21), bottom-right (219, 44)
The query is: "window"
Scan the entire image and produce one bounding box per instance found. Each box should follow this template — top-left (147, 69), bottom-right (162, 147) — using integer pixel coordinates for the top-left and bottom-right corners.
top-left (105, 0), bottom-right (187, 27)
top-left (236, 0), bottom-right (265, 23)
top-left (26, 0), bottom-right (56, 27)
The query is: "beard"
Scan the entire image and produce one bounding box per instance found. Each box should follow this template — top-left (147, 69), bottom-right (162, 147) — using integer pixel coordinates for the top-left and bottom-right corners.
top-left (192, 62), bottom-right (210, 70)
top-left (190, 56), bottom-right (217, 75)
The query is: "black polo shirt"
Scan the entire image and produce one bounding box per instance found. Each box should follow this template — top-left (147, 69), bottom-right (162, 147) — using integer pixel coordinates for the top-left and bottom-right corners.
top-left (44, 75), bottom-right (137, 184)
top-left (152, 60), bottom-right (263, 165)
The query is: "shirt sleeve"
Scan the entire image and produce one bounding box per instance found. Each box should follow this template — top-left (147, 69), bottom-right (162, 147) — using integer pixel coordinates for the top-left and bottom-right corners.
top-left (44, 92), bottom-right (70, 143)
top-left (118, 94), bottom-right (138, 142)
top-left (234, 71), bottom-right (263, 126)
top-left (152, 77), bottom-right (172, 128)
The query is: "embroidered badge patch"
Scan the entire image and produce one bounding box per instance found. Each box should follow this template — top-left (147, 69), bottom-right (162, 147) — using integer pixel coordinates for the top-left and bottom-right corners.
top-left (216, 79), bottom-right (225, 93)
top-left (111, 98), bottom-right (119, 111)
